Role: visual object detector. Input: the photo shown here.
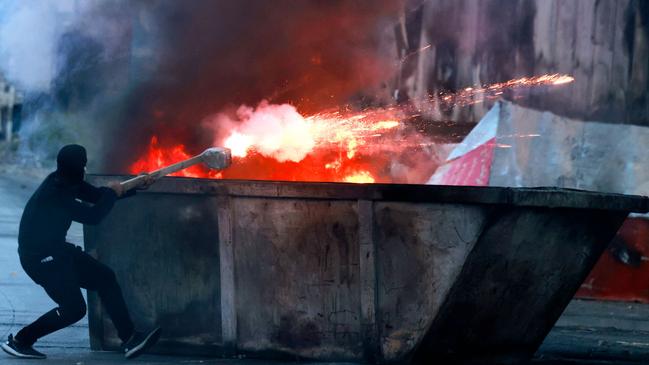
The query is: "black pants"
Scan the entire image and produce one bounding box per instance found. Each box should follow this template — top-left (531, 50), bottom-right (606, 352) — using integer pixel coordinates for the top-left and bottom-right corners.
top-left (16, 244), bottom-right (134, 346)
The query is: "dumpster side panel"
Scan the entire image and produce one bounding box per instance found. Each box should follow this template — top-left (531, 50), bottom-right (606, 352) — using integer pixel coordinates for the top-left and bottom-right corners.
top-left (231, 197), bottom-right (363, 360)
top-left (413, 208), bottom-right (628, 364)
top-left (84, 194), bottom-right (223, 353)
top-left (82, 176), bottom-right (646, 363)
top-left (374, 203), bottom-right (487, 361)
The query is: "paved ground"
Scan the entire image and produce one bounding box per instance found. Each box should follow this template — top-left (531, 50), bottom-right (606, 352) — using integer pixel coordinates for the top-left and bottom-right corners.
top-left (538, 301), bottom-right (649, 364)
top-left (1, 166), bottom-right (649, 364)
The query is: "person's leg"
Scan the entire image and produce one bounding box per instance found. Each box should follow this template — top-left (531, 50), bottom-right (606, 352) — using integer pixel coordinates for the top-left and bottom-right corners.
top-left (70, 247), bottom-right (135, 343)
top-left (15, 256), bottom-right (86, 346)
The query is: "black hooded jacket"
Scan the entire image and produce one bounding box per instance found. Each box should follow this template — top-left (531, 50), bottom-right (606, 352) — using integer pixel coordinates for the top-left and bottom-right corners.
top-left (17, 172), bottom-right (118, 258)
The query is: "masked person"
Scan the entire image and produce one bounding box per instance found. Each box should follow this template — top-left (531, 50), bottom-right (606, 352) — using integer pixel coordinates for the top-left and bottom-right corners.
top-left (1, 145), bottom-right (160, 360)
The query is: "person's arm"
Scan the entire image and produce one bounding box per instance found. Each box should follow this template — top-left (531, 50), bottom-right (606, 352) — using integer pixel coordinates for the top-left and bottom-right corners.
top-left (77, 181), bottom-right (103, 203)
top-left (106, 173), bottom-right (155, 200)
top-left (79, 180), bottom-right (138, 202)
top-left (120, 188), bottom-right (137, 199)
top-left (66, 187), bottom-right (118, 225)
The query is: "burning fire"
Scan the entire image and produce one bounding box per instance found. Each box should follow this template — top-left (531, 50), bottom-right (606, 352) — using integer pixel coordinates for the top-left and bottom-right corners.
top-left (131, 136), bottom-right (222, 179)
top-left (343, 171), bottom-right (375, 183)
top-left (129, 74), bottom-right (574, 183)
top-left (220, 102), bottom-right (404, 164)
top-left (216, 102), bottom-right (404, 183)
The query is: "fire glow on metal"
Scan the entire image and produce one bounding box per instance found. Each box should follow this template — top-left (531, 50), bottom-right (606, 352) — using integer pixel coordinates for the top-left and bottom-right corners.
top-left (129, 74), bottom-right (574, 184)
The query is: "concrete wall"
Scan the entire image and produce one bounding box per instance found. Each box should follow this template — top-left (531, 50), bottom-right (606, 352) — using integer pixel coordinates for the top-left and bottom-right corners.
top-left (397, 0), bottom-right (649, 125)
top-left (489, 101), bottom-right (649, 196)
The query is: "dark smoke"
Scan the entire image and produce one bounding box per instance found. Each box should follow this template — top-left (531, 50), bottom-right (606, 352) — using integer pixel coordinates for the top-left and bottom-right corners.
top-left (99, 0), bottom-right (402, 172)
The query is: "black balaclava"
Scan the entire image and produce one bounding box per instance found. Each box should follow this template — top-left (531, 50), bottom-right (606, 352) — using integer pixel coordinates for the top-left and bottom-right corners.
top-left (56, 144), bottom-right (87, 184)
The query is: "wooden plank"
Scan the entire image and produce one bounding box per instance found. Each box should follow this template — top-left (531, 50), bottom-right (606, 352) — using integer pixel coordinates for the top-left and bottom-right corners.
top-left (217, 195), bottom-right (237, 352)
top-left (358, 199), bottom-right (379, 361)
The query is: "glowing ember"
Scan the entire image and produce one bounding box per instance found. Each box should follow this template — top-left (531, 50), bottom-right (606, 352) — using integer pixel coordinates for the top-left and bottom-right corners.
top-left (551, 75), bottom-right (575, 85)
top-left (130, 73), bottom-right (574, 184)
top-left (343, 171), bottom-right (375, 183)
top-left (435, 73), bottom-right (575, 108)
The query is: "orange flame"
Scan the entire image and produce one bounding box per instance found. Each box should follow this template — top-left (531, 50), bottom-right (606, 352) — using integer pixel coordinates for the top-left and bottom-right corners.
top-left (130, 136), bottom-right (222, 179)
top-left (343, 171), bottom-right (375, 183)
top-left (215, 105), bottom-right (404, 183)
top-left (129, 74), bottom-right (574, 184)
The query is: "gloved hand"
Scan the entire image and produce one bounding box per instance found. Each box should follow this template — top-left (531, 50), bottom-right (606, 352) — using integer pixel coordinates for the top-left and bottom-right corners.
top-left (136, 173), bottom-right (156, 190)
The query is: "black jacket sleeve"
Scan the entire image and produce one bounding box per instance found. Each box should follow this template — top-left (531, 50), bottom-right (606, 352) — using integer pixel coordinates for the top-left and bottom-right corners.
top-left (121, 188), bottom-right (137, 199)
top-left (77, 181), bottom-right (103, 203)
top-left (66, 187), bottom-right (118, 225)
top-left (78, 181), bottom-right (137, 202)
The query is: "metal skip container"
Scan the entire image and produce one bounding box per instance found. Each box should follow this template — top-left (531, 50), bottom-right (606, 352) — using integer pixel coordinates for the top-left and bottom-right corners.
top-left (83, 176), bottom-right (649, 364)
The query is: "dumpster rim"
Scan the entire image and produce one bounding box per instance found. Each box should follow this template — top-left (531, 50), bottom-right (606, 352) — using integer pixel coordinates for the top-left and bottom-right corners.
top-left (87, 175), bottom-right (649, 213)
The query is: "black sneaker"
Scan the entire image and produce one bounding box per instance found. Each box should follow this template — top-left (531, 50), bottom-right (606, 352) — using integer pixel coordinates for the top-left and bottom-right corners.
top-left (1, 334), bottom-right (46, 359)
top-left (123, 327), bottom-right (161, 359)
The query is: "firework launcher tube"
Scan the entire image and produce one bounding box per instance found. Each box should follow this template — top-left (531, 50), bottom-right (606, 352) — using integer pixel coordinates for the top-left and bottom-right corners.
top-left (119, 147), bottom-right (232, 191)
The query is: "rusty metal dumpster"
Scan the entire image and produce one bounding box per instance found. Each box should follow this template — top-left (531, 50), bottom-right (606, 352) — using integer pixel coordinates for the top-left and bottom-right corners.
top-left (83, 176), bottom-right (649, 364)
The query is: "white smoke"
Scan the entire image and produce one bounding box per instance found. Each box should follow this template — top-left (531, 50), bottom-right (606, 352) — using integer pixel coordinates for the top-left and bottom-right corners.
top-left (0, 0), bottom-right (137, 165)
top-left (0, 1), bottom-right (76, 90)
top-left (0, 0), bottom-right (128, 91)
top-left (208, 101), bottom-right (316, 163)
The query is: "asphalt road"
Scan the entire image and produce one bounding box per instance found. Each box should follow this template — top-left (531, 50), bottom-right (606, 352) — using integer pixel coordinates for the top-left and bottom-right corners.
top-left (1, 168), bottom-right (649, 364)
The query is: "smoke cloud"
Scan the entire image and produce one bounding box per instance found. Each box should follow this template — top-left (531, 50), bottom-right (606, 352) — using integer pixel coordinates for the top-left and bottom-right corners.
top-left (100, 0), bottom-right (402, 172)
top-left (0, 0), bottom-right (134, 163)
top-left (0, 2), bottom-right (58, 91)
top-left (0, 0), bottom-right (403, 172)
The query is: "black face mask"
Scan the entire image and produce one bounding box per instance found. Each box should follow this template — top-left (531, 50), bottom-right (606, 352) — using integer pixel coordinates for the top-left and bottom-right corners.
top-left (56, 144), bottom-right (87, 184)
